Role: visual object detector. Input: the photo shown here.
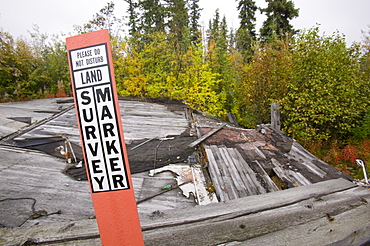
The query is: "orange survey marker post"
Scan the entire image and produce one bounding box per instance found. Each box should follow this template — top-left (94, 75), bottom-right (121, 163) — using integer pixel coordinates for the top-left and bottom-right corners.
top-left (66, 29), bottom-right (144, 245)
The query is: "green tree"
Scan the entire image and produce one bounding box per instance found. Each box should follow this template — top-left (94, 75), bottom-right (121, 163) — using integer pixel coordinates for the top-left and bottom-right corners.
top-left (236, 38), bottom-right (293, 127)
top-left (138, 0), bottom-right (166, 34)
top-left (181, 44), bottom-right (226, 116)
top-left (0, 30), bottom-right (19, 100)
top-left (206, 13), bottom-right (235, 115)
top-left (43, 37), bottom-right (70, 96)
top-left (124, 0), bottom-right (139, 35)
top-left (360, 26), bottom-right (370, 78)
top-left (115, 32), bottom-right (172, 98)
top-left (0, 28), bottom-right (70, 101)
top-left (165, 0), bottom-right (191, 53)
top-left (260, 0), bottom-right (299, 42)
top-left (189, 0), bottom-right (202, 44)
top-left (114, 30), bottom-right (225, 117)
top-left (235, 0), bottom-right (257, 59)
top-left (114, 37), bottom-right (148, 97)
top-left (207, 9), bottom-right (221, 47)
top-left (281, 28), bottom-right (369, 142)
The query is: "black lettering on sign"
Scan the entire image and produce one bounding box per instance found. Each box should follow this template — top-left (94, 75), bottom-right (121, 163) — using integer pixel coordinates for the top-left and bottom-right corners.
top-left (96, 87), bottom-right (111, 103)
top-left (82, 108), bottom-right (94, 122)
top-left (81, 91), bottom-right (91, 105)
top-left (101, 105), bottom-right (113, 120)
top-left (71, 44), bottom-right (130, 193)
top-left (112, 175), bottom-right (125, 189)
top-left (106, 140), bottom-right (119, 155)
top-left (109, 157), bottom-right (121, 172)
top-left (75, 60), bottom-right (84, 67)
top-left (88, 142), bottom-right (99, 156)
top-left (77, 49), bottom-right (92, 58)
top-left (85, 126), bottom-right (97, 140)
top-left (86, 56), bottom-right (104, 65)
top-left (81, 69), bottom-right (103, 84)
top-left (102, 123), bottom-right (115, 137)
top-left (93, 176), bottom-right (105, 190)
top-left (92, 160), bottom-right (103, 173)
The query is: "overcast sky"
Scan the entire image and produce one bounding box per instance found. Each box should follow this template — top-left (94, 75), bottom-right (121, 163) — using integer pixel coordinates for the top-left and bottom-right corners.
top-left (1, 0), bottom-right (369, 45)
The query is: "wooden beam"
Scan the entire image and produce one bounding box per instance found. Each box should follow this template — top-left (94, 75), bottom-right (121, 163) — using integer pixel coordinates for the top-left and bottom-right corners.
top-left (188, 123), bottom-right (227, 148)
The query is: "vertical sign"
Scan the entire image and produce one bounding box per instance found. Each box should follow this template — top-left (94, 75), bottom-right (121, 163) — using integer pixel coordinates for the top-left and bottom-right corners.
top-left (66, 30), bottom-right (144, 245)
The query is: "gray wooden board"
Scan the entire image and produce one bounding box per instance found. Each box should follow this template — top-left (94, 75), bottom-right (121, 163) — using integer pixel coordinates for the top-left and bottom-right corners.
top-left (0, 146), bottom-right (196, 229)
top-left (226, 148), bottom-right (256, 196)
top-left (252, 160), bottom-right (280, 192)
top-left (0, 218), bottom-right (101, 246)
top-left (207, 145), bottom-right (232, 201)
top-left (188, 123), bottom-right (226, 148)
top-left (230, 148), bottom-right (266, 195)
top-left (210, 145), bottom-right (238, 200)
top-left (204, 146), bottom-right (227, 202)
top-left (271, 158), bottom-right (300, 186)
top-left (143, 180), bottom-right (370, 245)
top-left (135, 172), bottom-right (196, 213)
top-left (288, 141), bottom-right (327, 178)
top-left (1, 179), bottom-right (368, 246)
top-left (8, 99), bottom-right (189, 147)
top-left (218, 147), bottom-right (248, 197)
top-left (140, 178), bottom-right (357, 229)
top-left (0, 147), bottom-right (94, 227)
top-left (244, 200), bottom-right (370, 246)
top-left (141, 183), bottom-right (369, 246)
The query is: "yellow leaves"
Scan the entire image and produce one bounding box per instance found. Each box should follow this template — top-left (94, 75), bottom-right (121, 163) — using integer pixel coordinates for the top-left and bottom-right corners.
top-left (112, 34), bottom-right (225, 118)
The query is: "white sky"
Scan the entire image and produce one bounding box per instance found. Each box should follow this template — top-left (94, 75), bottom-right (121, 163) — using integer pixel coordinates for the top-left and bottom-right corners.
top-left (0, 0), bottom-right (369, 45)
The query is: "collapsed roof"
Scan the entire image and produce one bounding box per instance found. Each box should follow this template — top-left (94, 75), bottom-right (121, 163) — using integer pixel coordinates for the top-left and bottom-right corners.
top-left (1, 97), bottom-right (368, 245)
top-left (1, 97), bottom-right (352, 200)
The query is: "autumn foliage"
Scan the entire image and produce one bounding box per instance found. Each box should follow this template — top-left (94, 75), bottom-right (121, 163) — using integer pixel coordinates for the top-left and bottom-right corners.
top-left (0, 1), bottom-right (369, 178)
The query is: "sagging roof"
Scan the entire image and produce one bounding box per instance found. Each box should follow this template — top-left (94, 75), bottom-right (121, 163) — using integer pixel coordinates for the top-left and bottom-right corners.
top-left (1, 97), bottom-right (368, 245)
top-left (199, 126), bottom-right (351, 201)
top-left (0, 97), bottom-right (352, 200)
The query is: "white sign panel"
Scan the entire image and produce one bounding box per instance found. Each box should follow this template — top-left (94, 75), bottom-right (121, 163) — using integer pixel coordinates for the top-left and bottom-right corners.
top-left (69, 44), bottom-right (129, 193)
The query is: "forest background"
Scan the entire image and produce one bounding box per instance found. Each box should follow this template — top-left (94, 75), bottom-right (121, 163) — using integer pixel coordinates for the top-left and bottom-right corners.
top-left (1, 0), bottom-right (369, 179)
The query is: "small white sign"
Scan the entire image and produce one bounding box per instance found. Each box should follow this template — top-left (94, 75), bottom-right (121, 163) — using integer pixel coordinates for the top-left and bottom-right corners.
top-left (70, 44), bottom-right (108, 70)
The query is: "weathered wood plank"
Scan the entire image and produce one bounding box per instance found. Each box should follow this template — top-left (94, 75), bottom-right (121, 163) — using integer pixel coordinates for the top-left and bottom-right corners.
top-left (229, 148), bottom-right (266, 195)
top-left (271, 158), bottom-right (312, 187)
top-left (271, 102), bottom-right (281, 131)
top-left (210, 145), bottom-right (238, 200)
top-left (288, 170), bottom-right (312, 186)
top-left (218, 147), bottom-right (248, 197)
top-left (140, 179), bottom-right (363, 246)
top-left (0, 179), bottom-right (365, 246)
top-left (204, 146), bottom-right (227, 202)
top-left (188, 123), bottom-right (227, 148)
top-left (253, 160), bottom-right (280, 192)
top-left (227, 148), bottom-right (255, 196)
top-left (287, 141), bottom-right (326, 178)
top-left (239, 132), bottom-right (267, 159)
top-left (0, 148), bottom-right (94, 227)
top-left (244, 200), bottom-right (370, 246)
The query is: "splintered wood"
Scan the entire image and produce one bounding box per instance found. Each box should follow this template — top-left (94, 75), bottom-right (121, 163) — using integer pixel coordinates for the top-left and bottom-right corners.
top-left (149, 164), bottom-right (218, 205)
top-left (205, 145), bottom-right (271, 201)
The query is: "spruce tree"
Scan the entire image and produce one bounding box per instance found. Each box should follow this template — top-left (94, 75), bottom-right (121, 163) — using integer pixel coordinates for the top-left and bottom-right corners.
top-left (235, 0), bottom-right (257, 59)
top-left (207, 12), bottom-right (236, 113)
top-left (189, 0), bottom-right (202, 44)
top-left (138, 0), bottom-right (166, 34)
top-left (207, 9), bottom-right (220, 47)
top-left (260, 0), bottom-right (299, 42)
top-left (165, 0), bottom-right (190, 51)
top-left (124, 0), bottom-right (139, 35)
